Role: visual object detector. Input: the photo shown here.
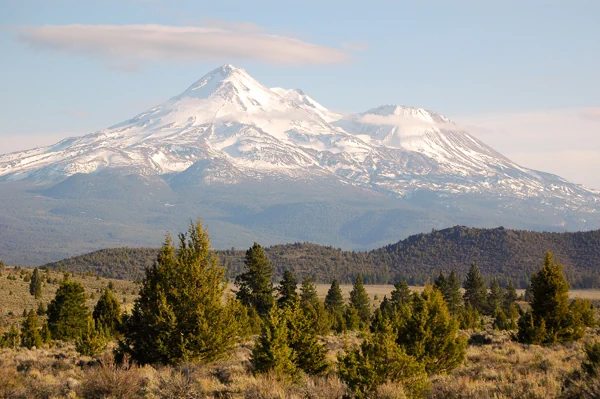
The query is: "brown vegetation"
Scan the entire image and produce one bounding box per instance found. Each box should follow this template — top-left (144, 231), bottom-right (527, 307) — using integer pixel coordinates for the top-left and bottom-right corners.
top-left (0, 329), bottom-right (598, 398)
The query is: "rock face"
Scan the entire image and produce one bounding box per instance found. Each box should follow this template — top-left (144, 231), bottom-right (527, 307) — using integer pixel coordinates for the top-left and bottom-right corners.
top-left (0, 64), bottom-right (599, 265)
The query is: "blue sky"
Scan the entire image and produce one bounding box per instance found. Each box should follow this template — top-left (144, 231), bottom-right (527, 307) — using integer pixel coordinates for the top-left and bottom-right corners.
top-left (1, 0), bottom-right (599, 187)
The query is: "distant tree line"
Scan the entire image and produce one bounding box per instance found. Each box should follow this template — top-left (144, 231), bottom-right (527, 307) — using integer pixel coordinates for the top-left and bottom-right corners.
top-left (43, 226), bottom-right (600, 288)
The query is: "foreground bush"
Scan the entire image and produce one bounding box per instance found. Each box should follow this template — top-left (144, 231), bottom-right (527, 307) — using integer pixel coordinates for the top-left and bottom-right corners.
top-left (338, 323), bottom-right (428, 398)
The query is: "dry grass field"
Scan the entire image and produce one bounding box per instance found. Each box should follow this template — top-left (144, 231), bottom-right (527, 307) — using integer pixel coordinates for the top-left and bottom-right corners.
top-left (0, 329), bottom-right (598, 398)
top-left (2, 266), bottom-right (600, 398)
top-left (0, 266), bottom-right (138, 332)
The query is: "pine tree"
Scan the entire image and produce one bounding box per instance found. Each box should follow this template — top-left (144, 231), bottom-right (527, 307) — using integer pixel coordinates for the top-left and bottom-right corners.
top-left (29, 268), bottom-right (43, 299)
top-left (390, 279), bottom-right (412, 307)
top-left (276, 269), bottom-right (298, 308)
top-left (349, 275), bottom-right (371, 327)
top-left (395, 286), bottom-right (467, 374)
top-left (344, 305), bottom-right (361, 331)
top-left (504, 281), bottom-right (518, 311)
top-left (300, 277), bottom-right (319, 307)
top-left (93, 288), bottom-right (122, 336)
top-left (324, 279), bottom-right (345, 314)
top-left (41, 323), bottom-right (52, 345)
top-left (463, 263), bottom-right (488, 314)
top-left (47, 279), bottom-right (89, 340)
top-left (434, 272), bottom-right (447, 294)
top-left (0, 325), bottom-right (20, 349)
top-left (21, 310), bottom-right (42, 349)
top-left (299, 277), bottom-right (330, 335)
top-left (251, 307), bottom-right (297, 378)
top-left (325, 279), bottom-right (346, 333)
top-left (517, 252), bottom-right (584, 345)
top-left (76, 317), bottom-right (108, 356)
top-left (121, 219), bottom-right (247, 365)
top-left (235, 242), bottom-right (275, 318)
top-left (445, 270), bottom-right (463, 315)
top-left (487, 277), bottom-right (505, 315)
top-left (287, 301), bottom-right (329, 375)
top-left (338, 321), bottom-right (429, 398)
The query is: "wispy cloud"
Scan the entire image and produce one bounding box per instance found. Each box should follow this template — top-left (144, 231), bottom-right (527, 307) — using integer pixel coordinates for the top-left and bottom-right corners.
top-left (15, 24), bottom-right (353, 69)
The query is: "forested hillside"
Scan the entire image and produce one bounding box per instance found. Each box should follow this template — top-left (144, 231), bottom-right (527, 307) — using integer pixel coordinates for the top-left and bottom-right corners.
top-left (41, 226), bottom-right (600, 288)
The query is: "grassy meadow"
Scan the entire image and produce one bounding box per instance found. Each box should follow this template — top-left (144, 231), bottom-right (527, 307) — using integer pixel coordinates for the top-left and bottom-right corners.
top-left (2, 266), bottom-right (600, 398)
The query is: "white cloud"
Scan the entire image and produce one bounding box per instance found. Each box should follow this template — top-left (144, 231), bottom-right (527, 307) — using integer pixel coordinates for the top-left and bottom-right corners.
top-left (455, 107), bottom-right (600, 189)
top-left (15, 24), bottom-right (352, 68)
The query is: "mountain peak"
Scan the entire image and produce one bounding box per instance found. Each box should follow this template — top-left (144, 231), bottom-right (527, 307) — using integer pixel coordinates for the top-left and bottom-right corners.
top-left (365, 104), bottom-right (451, 124)
top-left (177, 64), bottom-right (265, 100)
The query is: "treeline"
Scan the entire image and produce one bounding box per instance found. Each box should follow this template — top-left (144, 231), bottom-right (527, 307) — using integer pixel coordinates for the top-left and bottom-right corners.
top-left (41, 226), bottom-right (600, 288)
top-left (4, 219), bottom-right (600, 397)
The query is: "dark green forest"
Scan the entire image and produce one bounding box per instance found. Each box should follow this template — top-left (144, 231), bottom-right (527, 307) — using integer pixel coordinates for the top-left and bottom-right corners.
top-left (41, 226), bottom-right (600, 288)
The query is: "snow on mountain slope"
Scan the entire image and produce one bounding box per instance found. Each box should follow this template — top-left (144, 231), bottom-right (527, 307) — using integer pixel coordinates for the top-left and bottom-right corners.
top-left (271, 87), bottom-right (342, 122)
top-left (0, 64), bottom-right (598, 213)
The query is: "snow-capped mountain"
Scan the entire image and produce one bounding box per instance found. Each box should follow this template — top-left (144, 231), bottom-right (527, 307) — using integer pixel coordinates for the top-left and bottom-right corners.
top-left (1, 64), bottom-right (597, 209)
top-left (1, 64), bottom-right (600, 266)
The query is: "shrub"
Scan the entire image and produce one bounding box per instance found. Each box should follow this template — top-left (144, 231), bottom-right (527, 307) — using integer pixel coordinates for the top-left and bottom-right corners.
top-left (338, 322), bottom-right (428, 398)
top-left (76, 317), bottom-right (109, 357)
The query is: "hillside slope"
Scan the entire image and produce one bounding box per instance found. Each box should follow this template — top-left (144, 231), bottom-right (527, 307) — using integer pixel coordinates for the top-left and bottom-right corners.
top-left (42, 226), bottom-right (600, 288)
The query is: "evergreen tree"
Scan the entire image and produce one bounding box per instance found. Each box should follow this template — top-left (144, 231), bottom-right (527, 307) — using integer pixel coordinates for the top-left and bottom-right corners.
top-left (504, 281), bottom-right (518, 310)
top-left (434, 272), bottom-right (447, 294)
top-left (338, 322), bottom-right (429, 398)
top-left (390, 279), bottom-right (412, 307)
top-left (298, 277), bottom-right (330, 335)
top-left (487, 277), bottom-right (505, 315)
top-left (40, 323), bottom-right (52, 345)
top-left (93, 288), bottom-right (122, 336)
top-left (276, 269), bottom-right (298, 308)
top-left (395, 286), bottom-right (467, 374)
top-left (287, 301), bottom-right (329, 375)
top-left (344, 305), bottom-right (361, 331)
top-left (21, 310), bottom-right (42, 349)
top-left (445, 270), bottom-right (463, 315)
top-left (251, 307), bottom-right (297, 378)
top-left (324, 279), bottom-right (345, 314)
top-left (235, 242), bottom-right (275, 318)
top-left (76, 317), bottom-right (108, 356)
top-left (29, 268), bottom-right (43, 299)
top-left (349, 275), bottom-right (371, 327)
top-left (517, 252), bottom-right (584, 345)
top-left (0, 325), bottom-right (20, 349)
top-left (299, 277), bottom-right (319, 307)
top-left (47, 279), bottom-right (89, 340)
top-left (121, 219), bottom-right (247, 365)
top-left (570, 298), bottom-right (596, 328)
top-left (325, 280), bottom-right (346, 333)
top-left (463, 263), bottom-right (488, 313)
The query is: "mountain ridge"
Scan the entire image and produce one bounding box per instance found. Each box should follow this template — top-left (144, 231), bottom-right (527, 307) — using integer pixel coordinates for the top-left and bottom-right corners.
top-left (41, 225), bottom-right (600, 289)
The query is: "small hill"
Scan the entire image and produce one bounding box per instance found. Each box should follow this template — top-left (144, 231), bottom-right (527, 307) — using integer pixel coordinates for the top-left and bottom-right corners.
top-left (42, 226), bottom-right (600, 288)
